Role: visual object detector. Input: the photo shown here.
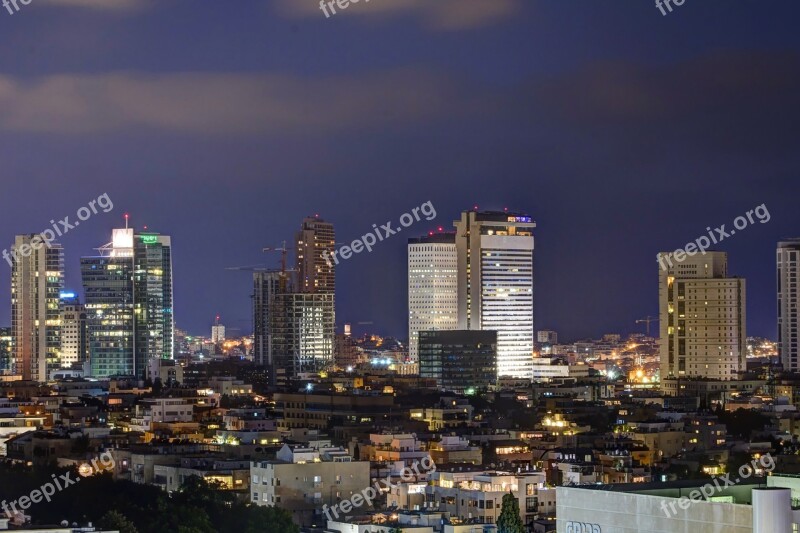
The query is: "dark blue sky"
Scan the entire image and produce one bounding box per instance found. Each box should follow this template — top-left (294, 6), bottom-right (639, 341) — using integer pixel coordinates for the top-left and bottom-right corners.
top-left (1, 0), bottom-right (798, 340)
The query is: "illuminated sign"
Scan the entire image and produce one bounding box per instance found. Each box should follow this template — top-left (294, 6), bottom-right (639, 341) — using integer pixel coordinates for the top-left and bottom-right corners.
top-left (566, 523), bottom-right (600, 533)
top-left (140, 235), bottom-right (158, 244)
top-left (507, 216), bottom-right (532, 223)
top-left (59, 292), bottom-right (76, 299)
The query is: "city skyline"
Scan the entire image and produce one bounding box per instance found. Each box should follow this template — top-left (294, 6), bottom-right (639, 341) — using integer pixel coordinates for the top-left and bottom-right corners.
top-left (1, 206), bottom-right (797, 343)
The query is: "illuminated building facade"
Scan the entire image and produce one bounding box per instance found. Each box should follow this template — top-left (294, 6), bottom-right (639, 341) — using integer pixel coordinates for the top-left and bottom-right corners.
top-left (408, 232), bottom-right (458, 363)
top-left (59, 292), bottom-right (88, 367)
top-left (658, 251), bottom-right (746, 383)
top-left (272, 292), bottom-right (335, 381)
top-left (10, 234), bottom-right (64, 381)
top-left (81, 227), bottom-right (174, 378)
top-left (255, 216), bottom-right (336, 385)
top-left (418, 329), bottom-right (497, 393)
top-left (454, 210), bottom-right (536, 379)
top-left (778, 239), bottom-right (800, 372)
top-left (0, 327), bottom-right (12, 374)
top-left (296, 216), bottom-right (335, 294)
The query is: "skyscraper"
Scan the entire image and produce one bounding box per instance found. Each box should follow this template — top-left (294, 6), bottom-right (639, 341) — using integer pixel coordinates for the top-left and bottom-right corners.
top-left (777, 239), bottom-right (800, 372)
top-left (10, 234), bottom-right (64, 381)
top-left (454, 210), bottom-right (536, 379)
top-left (408, 233), bottom-right (458, 362)
top-left (254, 216), bottom-right (336, 386)
top-left (135, 232), bottom-right (174, 362)
top-left (658, 251), bottom-right (746, 382)
top-left (81, 227), bottom-right (174, 378)
top-left (296, 216), bottom-right (335, 294)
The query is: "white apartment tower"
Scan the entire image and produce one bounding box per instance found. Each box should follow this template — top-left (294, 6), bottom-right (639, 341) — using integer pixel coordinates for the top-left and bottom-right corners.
top-left (778, 239), bottom-right (800, 372)
top-left (407, 233), bottom-right (458, 362)
top-left (455, 210), bottom-right (536, 379)
top-left (658, 251), bottom-right (746, 382)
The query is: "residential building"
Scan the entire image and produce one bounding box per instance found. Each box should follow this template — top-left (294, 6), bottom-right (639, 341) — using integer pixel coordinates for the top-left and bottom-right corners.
top-left (153, 458), bottom-right (251, 493)
top-left (296, 216), bottom-right (336, 294)
top-left (146, 358), bottom-right (183, 385)
top-left (658, 251), bottom-right (746, 382)
top-left (11, 234), bottom-right (64, 381)
top-left (410, 397), bottom-right (475, 431)
top-left (58, 293), bottom-right (87, 368)
top-left (408, 233), bottom-right (458, 363)
top-left (778, 239), bottom-right (800, 372)
top-left (454, 210), bottom-right (536, 379)
top-left (427, 470), bottom-right (554, 525)
top-left (251, 443), bottom-right (370, 527)
top-left (211, 317), bottom-right (225, 344)
top-left (274, 392), bottom-right (400, 431)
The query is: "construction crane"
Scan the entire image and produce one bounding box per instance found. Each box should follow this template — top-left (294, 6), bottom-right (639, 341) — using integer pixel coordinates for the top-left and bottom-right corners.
top-left (263, 241), bottom-right (295, 275)
top-left (635, 316), bottom-right (659, 336)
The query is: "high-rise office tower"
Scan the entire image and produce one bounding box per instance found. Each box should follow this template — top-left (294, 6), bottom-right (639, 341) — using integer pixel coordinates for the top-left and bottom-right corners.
top-left (778, 239), bottom-right (800, 372)
top-left (135, 232), bottom-right (174, 363)
top-left (81, 227), bottom-right (174, 378)
top-left (418, 329), bottom-right (497, 393)
top-left (658, 251), bottom-right (746, 382)
top-left (408, 233), bottom-right (458, 362)
top-left (454, 210), bottom-right (536, 379)
top-left (10, 234), bottom-right (64, 381)
top-left (296, 216), bottom-right (335, 294)
top-left (59, 292), bottom-right (88, 368)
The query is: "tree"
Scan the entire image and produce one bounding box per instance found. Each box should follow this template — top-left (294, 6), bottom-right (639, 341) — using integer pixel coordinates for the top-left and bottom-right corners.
top-left (496, 492), bottom-right (525, 533)
top-left (99, 510), bottom-right (139, 533)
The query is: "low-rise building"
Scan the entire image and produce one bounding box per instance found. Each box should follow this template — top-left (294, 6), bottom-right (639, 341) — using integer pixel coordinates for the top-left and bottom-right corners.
top-left (250, 443), bottom-right (370, 527)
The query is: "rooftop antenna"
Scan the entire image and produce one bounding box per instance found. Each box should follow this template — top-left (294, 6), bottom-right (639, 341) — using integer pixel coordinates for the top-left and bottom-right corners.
top-left (124, 213), bottom-right (129, 229)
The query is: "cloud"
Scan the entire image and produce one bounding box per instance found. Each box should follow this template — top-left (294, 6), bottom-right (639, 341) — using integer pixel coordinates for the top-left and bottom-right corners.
top-left (276, 0), bottom-right (521, 30)
top-left (39, 0), bottom-right (146, 11)
top-left (0, 69), bottom-right (464, 135)
top-left (531, 51), bottom-right (800, 154)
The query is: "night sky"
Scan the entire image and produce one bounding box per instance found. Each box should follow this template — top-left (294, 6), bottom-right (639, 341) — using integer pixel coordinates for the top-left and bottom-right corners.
top-left (1, 0), bottom-right (798, 341)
